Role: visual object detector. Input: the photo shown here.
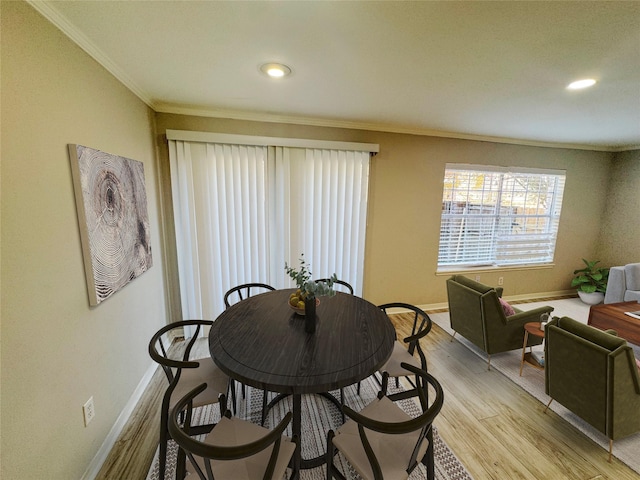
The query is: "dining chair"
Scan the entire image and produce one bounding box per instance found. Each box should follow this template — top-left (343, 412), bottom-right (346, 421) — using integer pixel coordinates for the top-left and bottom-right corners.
top-left (223, 283), bottom-right (276, 421)
top-left (149, 320), bottom-right (230, 480)
top-left (224, 283), bottom-right (276, 308)
top-left (168, 382), bottom-right (297, 480)
top-left (358, 303), bottom-right (432, 402)
top-left (315, 278), bottom-right (354, 295)
top-left (326, 363), bottom-right (444, 480)
top-left (313, 278), bottom-right (355, 421)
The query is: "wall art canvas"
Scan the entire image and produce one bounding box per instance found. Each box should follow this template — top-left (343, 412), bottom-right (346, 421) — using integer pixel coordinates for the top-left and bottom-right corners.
top-left (69, 145), bottom-right (153, 306)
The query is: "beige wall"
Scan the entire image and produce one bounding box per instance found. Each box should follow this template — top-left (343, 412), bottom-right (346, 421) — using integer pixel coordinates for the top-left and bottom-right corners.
top-left (596, 149), bottom-right (640, 267)
top-left (1, 3), bottom-right (168, 479)
top-left (1, 2), bottom-right (635, 478)
top-left (155, 114), bottom-right (615, 306)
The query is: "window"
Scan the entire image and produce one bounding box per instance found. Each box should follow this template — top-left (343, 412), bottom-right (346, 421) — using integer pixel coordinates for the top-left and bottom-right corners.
top-left (167, 131), bottom-right (377, 321)
top-left (437, 164), bottom-right (566, 269)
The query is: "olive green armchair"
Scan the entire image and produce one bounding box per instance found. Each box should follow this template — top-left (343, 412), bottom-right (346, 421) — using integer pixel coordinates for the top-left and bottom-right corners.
top-left (446, 275), bottom-right (554, 369)
top-left (544, 316), bottom-right (640, 461)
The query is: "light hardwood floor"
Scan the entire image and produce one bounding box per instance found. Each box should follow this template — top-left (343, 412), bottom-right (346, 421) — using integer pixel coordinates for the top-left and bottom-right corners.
top-left (96, 310), bottom-right (639, 480)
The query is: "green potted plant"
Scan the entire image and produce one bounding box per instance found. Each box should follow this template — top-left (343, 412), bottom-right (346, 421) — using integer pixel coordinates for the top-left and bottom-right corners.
top-left (571, 258), bottom-right (609, 305)
top-left (285, 255), bottom-right (337, 333)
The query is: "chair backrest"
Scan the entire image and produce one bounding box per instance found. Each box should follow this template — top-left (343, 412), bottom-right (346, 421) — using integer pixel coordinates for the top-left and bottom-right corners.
top-left (315, 278), bottom-right (354, 295)
top-left (148, 320), bottom-right (213, 384)
top-left (446, 275), bottom-right (506, 348)
top-left (545, 316), bottom-right (640, 440)
top-left (168, 383), bottom-right (294, 480)
top-left (223, 283), bottom-right (275, 309)
top-left (341, 363), bottom-right (444, 478)
top-left (378, 303), bottom-right (432, 369)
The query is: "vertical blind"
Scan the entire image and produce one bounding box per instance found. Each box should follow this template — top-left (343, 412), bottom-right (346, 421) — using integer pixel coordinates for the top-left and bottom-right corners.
top-left (437, 164), bottom-right (566, 268)
top-left (168, 134), bottom-right (374, 321)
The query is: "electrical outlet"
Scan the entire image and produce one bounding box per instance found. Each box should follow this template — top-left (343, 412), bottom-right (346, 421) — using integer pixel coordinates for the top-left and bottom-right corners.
top-left (498, 276), bottom-right (504, 286)
top-left (83, 396), bottom-right (95, 426)
top-left (475, 275), bottom-right (481, 282)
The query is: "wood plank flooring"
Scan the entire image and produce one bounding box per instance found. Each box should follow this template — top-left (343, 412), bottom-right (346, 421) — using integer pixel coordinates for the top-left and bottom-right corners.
top-left (96, 309), bottom-right (639, 480)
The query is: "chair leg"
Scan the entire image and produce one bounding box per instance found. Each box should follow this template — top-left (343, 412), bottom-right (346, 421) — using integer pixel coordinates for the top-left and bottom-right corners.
top-left (357, 381), bottom-right (361, 395)
top-left (543, 398), bottom-right (553, 413)
top-left (228, 379), bottom-right (238, 415)
top-left (339, 388), bottom-right (346, 423)
top-left (451, 331), bottom-right (456, 342)
top-left (487, 355), bottom-right (491, 371)
top-left (158, 414), bottom-right (168, 480)
top-left (261, 390), bottom-right (268, 426)
top-left (608, 439), bottom-right (613, 462)
top-left (326, 430), bottom-right (335, 480)
top-left (326, 430), bottom-right (349, 480)
top-left (176, 446), bottom-right (186, 480)
top-left (424, 427), bottom-right (435, 480)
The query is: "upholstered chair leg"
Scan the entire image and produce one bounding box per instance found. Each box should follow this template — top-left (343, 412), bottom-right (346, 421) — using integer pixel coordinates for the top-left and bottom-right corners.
top-left (544, 398), bottom-right (553, 413)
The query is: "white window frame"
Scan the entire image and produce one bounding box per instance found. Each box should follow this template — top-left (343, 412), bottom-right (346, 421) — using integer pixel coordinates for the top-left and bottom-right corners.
top-left (437, 164), bottom-right (566, 270)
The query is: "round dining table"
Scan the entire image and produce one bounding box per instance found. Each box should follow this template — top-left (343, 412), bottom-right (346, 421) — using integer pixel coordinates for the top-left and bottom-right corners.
top-left (208, 288), bottom-right (395, 479)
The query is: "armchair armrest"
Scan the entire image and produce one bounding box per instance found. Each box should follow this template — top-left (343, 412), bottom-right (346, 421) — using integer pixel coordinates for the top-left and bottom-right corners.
top-left (506, 305), bottom-right (554, 326)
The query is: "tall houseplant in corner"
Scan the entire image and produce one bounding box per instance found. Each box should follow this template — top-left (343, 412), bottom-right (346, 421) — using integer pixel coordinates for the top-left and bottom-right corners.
top-left (571, 259), bottom-right (609, 305)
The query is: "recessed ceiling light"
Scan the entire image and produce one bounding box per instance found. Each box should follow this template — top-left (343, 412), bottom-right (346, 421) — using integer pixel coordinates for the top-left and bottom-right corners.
top-left (260, 63), bottom-right (291, 78)
top-left (567, 79), bottom-right (597, 90)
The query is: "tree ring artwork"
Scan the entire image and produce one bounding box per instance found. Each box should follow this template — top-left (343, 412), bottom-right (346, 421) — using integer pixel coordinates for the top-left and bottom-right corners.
top-left (69, 145), bottom-right (152, 306)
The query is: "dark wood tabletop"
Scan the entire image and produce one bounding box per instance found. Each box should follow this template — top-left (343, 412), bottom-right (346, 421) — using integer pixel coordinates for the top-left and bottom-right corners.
top-left (209, 289), bottom-right (396, 395)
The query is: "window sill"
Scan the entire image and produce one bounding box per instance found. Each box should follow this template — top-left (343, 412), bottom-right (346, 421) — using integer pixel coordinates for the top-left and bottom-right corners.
top-left (435, 264), bottom-right (555, 276)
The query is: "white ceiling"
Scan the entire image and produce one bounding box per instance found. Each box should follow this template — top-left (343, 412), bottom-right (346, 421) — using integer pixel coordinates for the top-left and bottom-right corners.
top-left (34, 1), bottom-right (640, 151)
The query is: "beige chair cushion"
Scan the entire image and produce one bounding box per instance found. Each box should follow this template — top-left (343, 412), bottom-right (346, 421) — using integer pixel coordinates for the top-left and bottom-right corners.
top-left (379, 341), bottom-right (422, 378)
top-left (186, 416), bottom-right (295, 479)
top-left (332, 396), bottom-right (428, 480)
top-left (171, 357), bottom-right (229, 408)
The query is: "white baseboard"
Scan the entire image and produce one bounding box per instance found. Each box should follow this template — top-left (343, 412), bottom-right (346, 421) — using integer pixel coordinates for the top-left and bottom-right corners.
top-left (385, 290), bottom-right (577, 315)
top-left (81, 362), bottom-right (158, 480)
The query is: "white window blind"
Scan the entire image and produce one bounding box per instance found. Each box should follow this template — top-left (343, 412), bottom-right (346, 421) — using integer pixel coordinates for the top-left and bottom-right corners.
top-left (168, 134), bottom-right (374, 322)
top-left (438, 164), bottom-right (566, 269)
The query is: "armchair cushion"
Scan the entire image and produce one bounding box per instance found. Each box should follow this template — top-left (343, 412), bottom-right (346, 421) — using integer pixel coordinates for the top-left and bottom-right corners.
top-left (604, 262), bottom-right (640, 303)
top-left (625, 263), bottom-right (640, 291)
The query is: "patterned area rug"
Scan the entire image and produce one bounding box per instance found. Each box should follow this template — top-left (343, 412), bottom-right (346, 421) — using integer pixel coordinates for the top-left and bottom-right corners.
top-left (146, 375), bottom-right (473, 480)
top-left (429, 297), bottom-right (640, 475)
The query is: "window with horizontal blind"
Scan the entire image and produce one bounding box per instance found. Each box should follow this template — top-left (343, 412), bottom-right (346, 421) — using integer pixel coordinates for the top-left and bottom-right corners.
top-left (437, 164), bottom-right (566, 269)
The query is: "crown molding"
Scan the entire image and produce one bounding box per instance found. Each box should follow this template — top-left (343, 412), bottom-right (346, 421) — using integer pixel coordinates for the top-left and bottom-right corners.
top-left (29, 1), bottom-right (637, 154)
top-left (28, 0), bottom-right (154, 106)
top-left (153, 103), bottom-right (628, 152)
